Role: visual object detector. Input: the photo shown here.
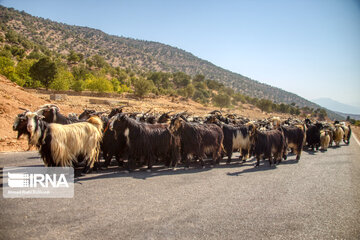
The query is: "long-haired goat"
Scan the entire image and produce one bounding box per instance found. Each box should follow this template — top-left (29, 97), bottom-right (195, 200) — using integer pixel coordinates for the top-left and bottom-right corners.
top-left (109, 113), bottom-right (180, 171)
top-left (36, 104), bottom-right (81, 124)
top-left (13, 110), bottom-right (34, 150)
top-left (169, 116), bottom-right (224, 168)
top-left (333, 124), bottom-right (344, 147)
top-left (26, 112), bottom-right (103, 174)
top-left (320, 130), bottom-right (330, 151)
top-left (205, 115), bottom-right (255, 163)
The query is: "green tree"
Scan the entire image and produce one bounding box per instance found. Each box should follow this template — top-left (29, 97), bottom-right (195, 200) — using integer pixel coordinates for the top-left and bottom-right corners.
top-left (206, 79), bottom-right (223, 90)
top-left (193, 74), bottom-right (205, 83)
top-left (15, 59), bottom-right (36, 87)
top-left (232, 93), bottom-right (246, 104)
top-left (91, 54), bottom-right (108, 68)
top-left (111, 78), bottom-right (120, 92)
top-left (27, 50), bottom-right (44, 60)
top-left (184, 84), bottom-right (195, 98)
top-left (256, 99), bottom-right (273, 112)
top-left (148, 71), bottom-right (171, 89)
top-left (10, 46), bottom-right (26, 59)
top-left (67, 50), bottom-right (80, 64)
top-left (50, 68), bottom-right (74, 90)
top-left (213, 94), bottom-right (231, 109)
top-left (0, 48), bottom-right (12, 58)
top-left (29, 57), bottom-right (57, 90)
top-left (133, 77), bottom-right (154, 97)
top-left (173, 72), bottom-right (190, 88)
top-left (84, 74), bottom-right (113, 92)
top-left (71, 79), bottom-right (85, 92)
top-left (5, 30), bottom-right (19, 44)
top-left (0, 56), bottom-right (16, 80)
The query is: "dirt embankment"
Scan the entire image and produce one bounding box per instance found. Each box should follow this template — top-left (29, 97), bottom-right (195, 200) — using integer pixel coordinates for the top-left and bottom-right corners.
top-left (0, 74), bottom-right (325, 152)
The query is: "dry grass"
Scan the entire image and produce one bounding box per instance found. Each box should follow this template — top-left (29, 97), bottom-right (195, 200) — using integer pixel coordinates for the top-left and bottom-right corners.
top-left (0, 75), bottom-right (297, 152)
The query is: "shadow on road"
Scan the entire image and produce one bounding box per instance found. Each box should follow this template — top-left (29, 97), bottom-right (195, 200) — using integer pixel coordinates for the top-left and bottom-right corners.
top-left (226, 165), bottom-right (277, 176)
top-left (226, 158), bottom-right (299, 176)
top-left (76, 156), bottom-right (302, 182)
top-left (75, 157), bottom-right (255, 182)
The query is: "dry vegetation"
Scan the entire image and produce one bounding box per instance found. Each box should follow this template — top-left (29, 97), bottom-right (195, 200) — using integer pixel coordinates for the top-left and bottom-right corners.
top-left (0, 75), bottom-right (295, 152)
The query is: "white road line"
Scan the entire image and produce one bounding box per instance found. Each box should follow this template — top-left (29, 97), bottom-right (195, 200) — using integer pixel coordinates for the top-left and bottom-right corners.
top-left (352, 133), bottom-right (360, 147)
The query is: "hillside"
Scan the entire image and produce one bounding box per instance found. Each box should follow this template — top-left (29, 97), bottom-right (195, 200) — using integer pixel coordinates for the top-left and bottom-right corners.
top-left (313, 98), bottom-right (360, 115)
top-left (0, 74), bottom-right (296, 152)
top-left (0, 6), bottom-right (343, 120)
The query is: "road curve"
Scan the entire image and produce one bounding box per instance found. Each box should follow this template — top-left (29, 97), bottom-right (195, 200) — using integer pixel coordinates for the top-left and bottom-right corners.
top-left (1, 136), bottom-right (360, 239)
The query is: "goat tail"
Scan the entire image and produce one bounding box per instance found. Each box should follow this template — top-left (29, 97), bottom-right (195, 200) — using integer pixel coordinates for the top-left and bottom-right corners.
top-left (220, 143), bottom-right (226, 154)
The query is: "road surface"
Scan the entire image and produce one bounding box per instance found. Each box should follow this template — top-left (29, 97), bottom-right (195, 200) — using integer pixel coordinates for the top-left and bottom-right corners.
top-left (1, 136), bottom-right (360, 239)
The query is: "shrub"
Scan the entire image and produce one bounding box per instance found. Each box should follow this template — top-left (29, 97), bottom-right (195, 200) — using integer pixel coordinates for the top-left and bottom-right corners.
top-left (84, 75), bottom-right (113, 92)
top-left (133, 77), bottom-right (154, 97)
top-left (50, 68), bottom-right (74, 90)
top-left (213, 94), bottom-right (231, 109)
top-left (29, 57), bottom-right (57, 90)
top-left (173, 72), bottom-right (191, 88)
top-left (71, 79), bottom-right (85, 92)
top-left (15, 59), bottom-right (36, 87)
top-left (118, 84), bottom-right (132, 94)
top-left (184, 84), bottom-right (195, 98)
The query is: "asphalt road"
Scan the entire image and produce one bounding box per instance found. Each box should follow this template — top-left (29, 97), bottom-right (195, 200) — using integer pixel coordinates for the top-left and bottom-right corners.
top-left (1, 137), bottom-right (360, 240)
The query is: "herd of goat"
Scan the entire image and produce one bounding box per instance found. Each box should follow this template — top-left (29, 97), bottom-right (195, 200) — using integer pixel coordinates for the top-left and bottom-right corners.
top-left (12, 104), bottom-right (352, 175)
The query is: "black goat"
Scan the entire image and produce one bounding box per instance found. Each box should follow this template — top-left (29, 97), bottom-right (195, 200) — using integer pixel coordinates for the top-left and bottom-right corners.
top-left (253, 129), bottom-right (287, 167)
top-left (109, 113), bottom-right (179, 171)
top-left (169, 116), bottom-right (224, 168)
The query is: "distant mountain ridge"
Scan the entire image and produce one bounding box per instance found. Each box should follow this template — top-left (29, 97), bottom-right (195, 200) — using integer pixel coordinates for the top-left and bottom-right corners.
top-left (0, 6), bottom-right (343, 120)
top-left (313, 98), bottom-right (360, 115)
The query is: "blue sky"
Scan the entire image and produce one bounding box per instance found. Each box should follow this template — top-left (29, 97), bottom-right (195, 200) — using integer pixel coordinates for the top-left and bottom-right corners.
top-left (1, 0), bottom-right (360, 111)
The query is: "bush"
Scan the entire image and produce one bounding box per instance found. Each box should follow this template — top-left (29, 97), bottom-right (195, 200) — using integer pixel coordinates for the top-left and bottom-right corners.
top-left (206, 79), bottom-right (223, 90)
top-left (173, 72), bottom-right (191, 88)
top-left (84, 75), bottom-right (113, 92)
top-left (147, 71), bottom-right (172, 89)
top-left (27, 50), bottom-right (44, 60)
top-left (256, 99), bottom-right (273, 112)
top-left (10, 46), bottom-right (26, 59)
top-left (29, 57), bottom-right (57, 90)
top-left (111, 78), bottom-right (120, 92)
top-left (0, 56), bottom-right (15, 76)
top-left (232, 93), bottom-right (246, 104)
top-left (71, 79), bottom-right (85, 92)
top-left (213, 94), bottom-right (231, 109)
top-left (193, 90), bottom-right (210, 105)
top-left (133, 77), bottom-right (154, 97)
top-left (50, 68), bottom-right (74, 90)
top-left (184, 84), bottom-right (195, 98)
top-left (5, 30), bottom-right (19, 44)
top-left (0, 48), bottom-right (13, 58)
top-left (15, 59), bottom-right (36, 87)
top-left (118, 84), bottom-right (132, 94)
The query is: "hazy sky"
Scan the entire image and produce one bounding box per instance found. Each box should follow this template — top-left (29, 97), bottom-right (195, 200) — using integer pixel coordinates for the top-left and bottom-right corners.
top-left (2, 0), bottom-right (360, 108)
